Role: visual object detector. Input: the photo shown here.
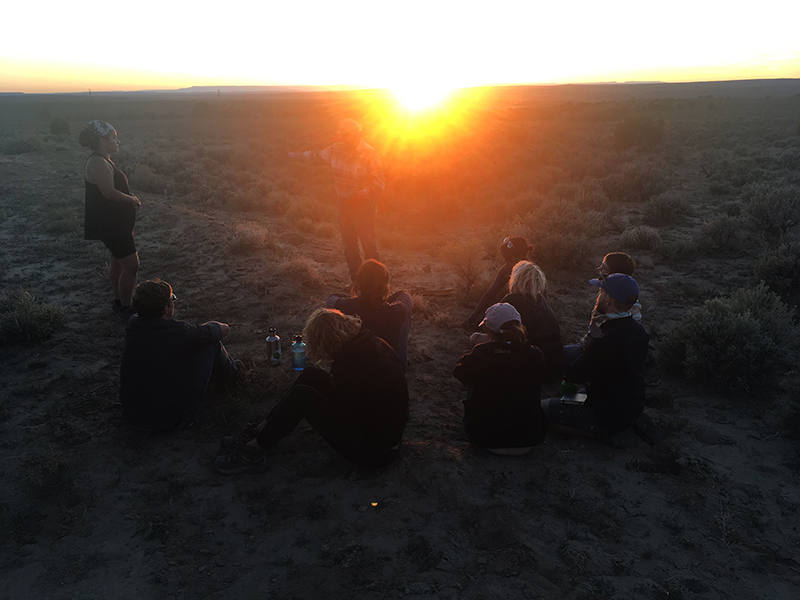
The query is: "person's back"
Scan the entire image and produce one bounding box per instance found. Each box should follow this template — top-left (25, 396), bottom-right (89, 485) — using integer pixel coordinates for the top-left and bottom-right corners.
top-left (502, 292), bottom-right (564, 382)
top-left (120, 280), bottom-right (237, 431)
top-left (330, 328), bottom-right (409, 447)
top-left (454, 340), bottom-right (546, 450)
top-left (453, 303), bottom-right (547, 453)
top-left (567, 314), bottom-right (648, 434)
top-left (121, 316), bottom-right (219, 429)
top-left (326, 259), bottom-right (412, 368)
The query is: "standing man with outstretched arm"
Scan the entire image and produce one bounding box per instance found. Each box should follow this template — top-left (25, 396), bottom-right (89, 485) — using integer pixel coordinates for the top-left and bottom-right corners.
top-left (288, 118), bottom-right (385, 279)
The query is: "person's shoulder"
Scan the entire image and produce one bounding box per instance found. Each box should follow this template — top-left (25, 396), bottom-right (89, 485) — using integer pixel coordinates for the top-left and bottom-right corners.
top-left (358, 140), bottom-right (380, 157)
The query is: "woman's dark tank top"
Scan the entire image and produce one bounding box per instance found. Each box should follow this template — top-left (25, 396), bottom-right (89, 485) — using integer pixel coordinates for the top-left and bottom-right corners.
top-left (84, 155), bottom-right (134, 240)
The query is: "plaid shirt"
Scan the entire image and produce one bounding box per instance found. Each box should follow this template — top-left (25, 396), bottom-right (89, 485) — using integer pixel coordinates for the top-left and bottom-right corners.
top-left (290, 140), bottom-right (385, 201)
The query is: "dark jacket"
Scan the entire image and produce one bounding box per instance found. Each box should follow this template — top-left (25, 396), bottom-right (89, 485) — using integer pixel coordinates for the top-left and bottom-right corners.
top-left (453, 341), bottom-right (546, 449)
top-left (328, 291), bottom-right (412, 368)
top-left (120, 316), bottom-right (225, 430)
top-left (565, 316), bottom-right (649, 434)
top-left (330, 330), bottom-right (409, 447)
top-left (465, 261), bottom-right (514, 325)
top-left (502, 292), bottom-right (565, 383)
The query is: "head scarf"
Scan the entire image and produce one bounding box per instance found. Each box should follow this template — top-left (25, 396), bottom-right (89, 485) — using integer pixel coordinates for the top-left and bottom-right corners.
top-left (89, 120), bottom-right (115, 138)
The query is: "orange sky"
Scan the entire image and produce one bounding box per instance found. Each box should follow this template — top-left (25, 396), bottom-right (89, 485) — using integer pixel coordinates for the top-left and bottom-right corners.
top-left (2, 1), bottom-right (799, 94)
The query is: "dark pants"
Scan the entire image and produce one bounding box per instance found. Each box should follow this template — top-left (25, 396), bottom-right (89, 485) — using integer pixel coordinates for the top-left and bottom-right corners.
top-left (339, 198), bottom-right (379, 279)
top-left (126, 340), bottom-right (236, 431)
top-left (256, 367), bottom-right (398, 468)
top-left (193, 340), bottom-right (238, 398)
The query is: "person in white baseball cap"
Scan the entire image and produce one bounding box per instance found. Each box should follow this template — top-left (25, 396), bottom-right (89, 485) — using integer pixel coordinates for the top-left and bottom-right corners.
top-left (453, 303), bottom-right (547, 455)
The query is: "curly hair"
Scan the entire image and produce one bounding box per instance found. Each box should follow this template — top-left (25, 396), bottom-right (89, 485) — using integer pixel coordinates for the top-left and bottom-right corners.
top-left (352, 259), bottom-right (390, 304)
top-left (509, 261), bottom-right (547, 299)
top-left (303, 308), bottom-right (362, 364)
top-left (133, 279), bottom-right (172, 318)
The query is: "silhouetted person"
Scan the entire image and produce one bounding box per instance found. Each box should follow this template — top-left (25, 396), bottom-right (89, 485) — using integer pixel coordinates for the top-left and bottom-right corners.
top-left (215, 308), bottom-right (408, 473)
top-left (543, 274), bottom-right (649, 448)
top-left (326, 259), bottom-right (412, 369)
top-left (288, 118), bottom-right (385, 279)
top-left (462, 236), bottom-right (533, 330)
top-left (80, 120), bottom-right (140, 320)
top-left (120, 280), bottom-right (240, 431)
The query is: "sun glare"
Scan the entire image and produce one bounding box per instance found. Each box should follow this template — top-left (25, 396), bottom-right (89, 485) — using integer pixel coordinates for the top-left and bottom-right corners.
top-left (392, 85), bottom-right (453, 111)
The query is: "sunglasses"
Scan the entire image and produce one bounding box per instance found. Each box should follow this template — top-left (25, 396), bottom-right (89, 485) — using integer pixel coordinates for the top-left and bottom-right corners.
top-left (503, 237), bottom-right (514, 249)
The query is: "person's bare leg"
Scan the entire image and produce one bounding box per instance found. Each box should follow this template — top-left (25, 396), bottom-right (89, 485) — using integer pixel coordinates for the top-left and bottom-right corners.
top-left (117, 253), bottom-right (140, 307)
top-left (109, 255), bottom-right (123, 301)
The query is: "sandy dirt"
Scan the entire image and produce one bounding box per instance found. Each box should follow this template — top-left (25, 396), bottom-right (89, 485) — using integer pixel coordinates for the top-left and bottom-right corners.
top-left (1, 97), bottom-right (799, 600)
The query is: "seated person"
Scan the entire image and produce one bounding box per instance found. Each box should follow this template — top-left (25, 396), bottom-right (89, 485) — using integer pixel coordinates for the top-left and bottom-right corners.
top-left (461, 236), bottom-right (533, 330)
top-left (542, 274), bottom-right (649, 448)
top-left (565, 251), bottom-right (643, 365)
top-left (120, 279), bottom-right (240, 431)
top-left (501, 261), bottom-right (565, 383)
top-left (326, 259), bottom-right (412, 368)
top-left (453, 303), bottom-right (547, 456)
top-left (215, 308), bottom-right (409, 473)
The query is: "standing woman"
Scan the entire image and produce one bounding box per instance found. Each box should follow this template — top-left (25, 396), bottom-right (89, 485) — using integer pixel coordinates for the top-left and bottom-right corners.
top-left (80, 120), bottom-right (141, 319)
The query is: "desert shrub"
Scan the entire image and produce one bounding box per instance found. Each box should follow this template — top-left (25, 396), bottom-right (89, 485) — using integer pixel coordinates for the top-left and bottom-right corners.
top-left (49, 118), bottom-right (70, 135)
top-left (740, 183), bottom-right (800, 241)
top-left (780, 371), bottom-right (800, 438)
top-left (708, 180), bottom-right (733, 196)
top-left (530, 232), bottom-right (592, 273)
top-left (277, 257), bottom-right (326, 289)
top-left (621, 226), bottom-right (662, 250)
top-left (659, 283), bottom-right (799, 390)
top-left (642, 192), bottom-right (693, 226)
top-left (750, 238), bottom-right (800, 303)
top-left (0, 132), bottom-right (53, 155)
top-left (315, 223), bottom-right (338, 239)
top-left (655, 238), bottom-right (699, 264)
top-left (698, 149), bottom-right (730, 179)
top-left (230, 189), bottom-right (266, 211)
top-left (697, 215), bottom-right (745, 254)
top-left (602, 160), bottom-right (670, 203)
top-left (226, 221), bottom-right (271, 254)
top-left (265, 190), bottom-right (292, 216)
top-left (286, 199), bottom-right (336, 225)
top-left (0, 290), bottom-right (68, 345)
top-left (129, 163), bottom-right (167, 194)
top-left (440, 239), bottom-right (486, 297)
top-left (614, 117), bottom-right (664, 149)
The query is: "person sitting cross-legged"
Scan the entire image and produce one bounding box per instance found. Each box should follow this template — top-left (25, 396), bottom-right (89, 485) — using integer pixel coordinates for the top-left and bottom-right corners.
top-left (120, 279), bottom-right (241, 431)
top-left (454, 303), bottom-right (547, 456)
top-left (542, 274), bottom-right (652, 448)
top-left (215, 308), bottom-right (409, 474)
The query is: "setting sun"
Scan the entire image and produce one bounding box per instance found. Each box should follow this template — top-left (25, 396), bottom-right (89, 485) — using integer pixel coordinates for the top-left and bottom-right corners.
top-left (392, 85), bottom-right (454, 110)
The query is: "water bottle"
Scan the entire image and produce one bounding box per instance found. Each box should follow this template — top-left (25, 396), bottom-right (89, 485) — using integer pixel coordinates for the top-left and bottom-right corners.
top-left (291, 334), bottom-right (306, 371)
top-left (266, 327), bottom-right (281, 366)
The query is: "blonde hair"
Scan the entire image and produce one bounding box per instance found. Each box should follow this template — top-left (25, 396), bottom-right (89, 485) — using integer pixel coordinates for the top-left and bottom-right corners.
top-left (303, 308), bottom-right (361, 364)
top-left (509, 261), bottom-right (547, 299)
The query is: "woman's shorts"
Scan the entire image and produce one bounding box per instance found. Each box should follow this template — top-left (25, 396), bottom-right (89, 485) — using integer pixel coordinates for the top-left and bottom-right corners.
top-left (102, 230), bottom-right (136, 259)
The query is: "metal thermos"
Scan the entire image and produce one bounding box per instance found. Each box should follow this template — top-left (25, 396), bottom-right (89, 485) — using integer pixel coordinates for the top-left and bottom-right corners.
top-left (266, 327), bottom-right (281, 366)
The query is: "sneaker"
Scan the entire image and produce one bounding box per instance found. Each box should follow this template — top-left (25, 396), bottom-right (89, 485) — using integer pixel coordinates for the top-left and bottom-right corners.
top-left (118, 305), bottom-right (136, 323)
top-left (634, 411), bottom-right (665, 445)
top-left (218, 422), bottom-right (259, 453)
top-left (214, 443), bottom-right (266, 474)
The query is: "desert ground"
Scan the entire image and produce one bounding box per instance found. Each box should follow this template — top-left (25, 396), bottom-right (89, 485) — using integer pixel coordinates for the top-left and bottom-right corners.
top-left (1, 83), bottom-right (799, 599)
